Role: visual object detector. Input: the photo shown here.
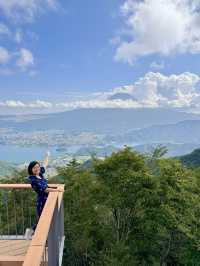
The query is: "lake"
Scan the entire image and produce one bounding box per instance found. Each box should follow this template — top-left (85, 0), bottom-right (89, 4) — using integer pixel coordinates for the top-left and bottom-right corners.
top-left (0, 145), bottom-right (70, 163)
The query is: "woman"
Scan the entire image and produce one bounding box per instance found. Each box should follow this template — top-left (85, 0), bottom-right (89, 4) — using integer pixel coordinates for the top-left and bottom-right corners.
top-left (27, 151), bottom-right (62, 234)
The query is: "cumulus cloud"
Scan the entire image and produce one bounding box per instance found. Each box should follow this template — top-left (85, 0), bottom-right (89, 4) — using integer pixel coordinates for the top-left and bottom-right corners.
top-left (56, 99), bottom-right (141, 109)
top-left (0, 100), bottom-right (26, 108)
top-left (29, 100), bottom-right (53, 108)
top-left (0, 27), bottom-right (35, 72)
top-left (115, 0), bottom-right (200, 64)
top-left (0, 0), bottom-right (59, 74)
top-left (150, 61), bottom-right (165, 70)
top-left (104, 72), bottom-right (200, 109)
top-left (0, 23), bottom-right (23, 44)
top-left (0, 99), bottom-right (141, 110)
top-left (16, 48), bottom-right (34, 70)
top-left (0, 0), bottom-right (58, 22)
top-left (0, 47), bottom-right (35, 74)
top-left (0, 46), bottom-right (11, 64)
top-left (2, 72), bottom-right (200, 112)
top-left (15, 29), bottom-right (23, 43)
top-left (63, 72), bottom-right (200, 110)
top-left (0, 23), bottom-right (11, 36)
top-left (0, 100), bottom-right (52, 108)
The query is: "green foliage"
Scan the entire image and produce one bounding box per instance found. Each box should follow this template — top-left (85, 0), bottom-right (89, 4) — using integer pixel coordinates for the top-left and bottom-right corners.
top-left (178, 148), bottom-right (200, 168)
top-left (150, 144), bottom-right (168, 159)
top-left (1, 148), bottom-right (200, 265)
top-left (57, 148), bottom-right (200, 265)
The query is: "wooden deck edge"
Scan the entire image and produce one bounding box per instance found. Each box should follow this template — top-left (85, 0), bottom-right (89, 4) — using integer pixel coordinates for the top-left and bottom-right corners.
top-left (23, 191), bottom-right (59, 266)
top-left (0, 184), bottom-right (65, 266)
top-left (0, 256), bottom-right (24, 266)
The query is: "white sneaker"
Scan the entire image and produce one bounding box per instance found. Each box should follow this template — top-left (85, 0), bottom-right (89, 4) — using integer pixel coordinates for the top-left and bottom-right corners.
top-left (25, 228), bottom-right (34, 240)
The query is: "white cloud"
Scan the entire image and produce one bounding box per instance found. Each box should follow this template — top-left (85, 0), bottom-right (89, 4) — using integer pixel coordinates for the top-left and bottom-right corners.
top-left (105, 72), bottom-right (200, 109)
top-left (115, 0), bottom-right (200, 64)
top-left (0, 24), bottom-right (35, 73)
top-left (0, 1), bottom-right (59, 75)
top-left (0, 46), bottom-right (11, 64)
top-left (15, 29), bottom-right (23, 43)
top-left (0, 23), bottom-right (23, 44)
top-left (28, 70), bottom-right (38, 77)
top-left (0, 0), bottom-right (58, 22)
top-left (0, 23), bottom-right (11, 36)
top-left (16, 48), bottom-right (34, 70)
top-left (66, 72), bottom-right (200, 110)
top-left (56, 99), bottom-right (141, 109)
top-left (29, 100), bottom-right (52, 108)
top-left (150, 61), bottom-right (165, 70)
top-left (109, 36), bottom-right (121, 45)
top-left (2, 72), bottom-right (200, 112)
top-left (0, 100), bottom-right (26, 108)
top-left (0, 47), bottom-right (35, 74)
top-left (0, 100), bottom-right (52, 108)
top-left (0, 99), bottom-right (140, 110)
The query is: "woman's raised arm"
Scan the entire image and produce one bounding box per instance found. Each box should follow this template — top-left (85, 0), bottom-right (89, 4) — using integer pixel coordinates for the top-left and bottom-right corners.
top-left (43, 151), bottom-right (51, 168)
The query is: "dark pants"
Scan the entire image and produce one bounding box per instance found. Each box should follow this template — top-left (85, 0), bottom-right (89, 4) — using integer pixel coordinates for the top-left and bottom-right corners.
top-left (32, 198), bottom-right (47, 231)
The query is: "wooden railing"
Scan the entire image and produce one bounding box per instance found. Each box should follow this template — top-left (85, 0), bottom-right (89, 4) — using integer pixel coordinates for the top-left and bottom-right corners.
top-left (0, 184), bottom-right (65, 266)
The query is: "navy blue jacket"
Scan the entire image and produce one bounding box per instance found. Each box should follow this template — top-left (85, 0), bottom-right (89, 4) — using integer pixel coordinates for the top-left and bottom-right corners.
top-left (28, 166), bottom-right (49, 202)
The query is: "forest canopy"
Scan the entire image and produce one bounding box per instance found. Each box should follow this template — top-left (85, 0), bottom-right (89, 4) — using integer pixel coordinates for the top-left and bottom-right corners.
top-left (1, 147), bottom-right (200, 265)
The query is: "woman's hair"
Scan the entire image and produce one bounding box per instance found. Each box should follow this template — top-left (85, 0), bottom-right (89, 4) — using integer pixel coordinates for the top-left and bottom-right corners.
top-left (28, 161), bottom-right (40, 175)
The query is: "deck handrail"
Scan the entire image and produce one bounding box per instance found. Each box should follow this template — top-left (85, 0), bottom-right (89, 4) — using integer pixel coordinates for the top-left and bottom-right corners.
top-left (0, 184), bottom-right (65, 266)
top-left (0, 184), bottom-right (62, 189)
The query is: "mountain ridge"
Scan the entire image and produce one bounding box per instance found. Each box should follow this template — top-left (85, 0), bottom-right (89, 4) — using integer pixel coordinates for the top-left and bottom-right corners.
top-left (0, 108), bottom-right (199, 134)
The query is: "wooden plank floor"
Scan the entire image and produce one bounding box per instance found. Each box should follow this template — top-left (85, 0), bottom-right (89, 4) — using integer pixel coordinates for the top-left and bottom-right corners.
top-left (0, 240), bottom-right (31, 256)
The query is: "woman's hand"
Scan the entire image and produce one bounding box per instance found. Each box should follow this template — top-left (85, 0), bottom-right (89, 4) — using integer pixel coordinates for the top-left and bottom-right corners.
top-left (58, 187), bottom-right (65, 192)
top-left (43, 150), bottom-right (51, 168)
top-left (46, 151), bottom-right (51, 157)
top-left (45, 186), bottom-right (64, 193)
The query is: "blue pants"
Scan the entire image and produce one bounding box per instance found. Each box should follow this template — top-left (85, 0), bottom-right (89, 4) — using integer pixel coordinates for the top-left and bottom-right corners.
top-left (32, 198), bottom-right (47, 231)
top-left (37, 198), bottom-right (46, 217)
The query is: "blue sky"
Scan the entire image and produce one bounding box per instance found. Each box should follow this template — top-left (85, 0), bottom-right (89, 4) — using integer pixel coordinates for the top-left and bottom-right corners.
top-left (1, 0), bottom-right (200, 114)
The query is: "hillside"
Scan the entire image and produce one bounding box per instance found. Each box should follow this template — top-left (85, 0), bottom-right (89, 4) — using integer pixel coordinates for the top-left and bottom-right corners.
top-left (0, 160), bottom-right (16, 177)
top-left (107, 120), bottom-right (200, 144)
top-left (178, 148), bottom-right (200, 167)
top-left (134, 142), bottom-right (200, 157)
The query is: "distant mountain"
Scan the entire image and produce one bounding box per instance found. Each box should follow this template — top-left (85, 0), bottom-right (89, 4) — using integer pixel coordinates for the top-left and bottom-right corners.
top-left (0, 108), bottom-right (199, 134)
top-left (108, 93), bottom-right (136, 101)
top-left (75, 145), bottom-right (119, 156)
top-left (133, 142), bottom-right (200, 157)
top-left (0, 161), bottom-right (16, 177)
top-left (73, 142), bottom-right (199, 157)
top-left (107, 120), bottom-right (200, 143)
top-left (178, 149), bottom-right (200, 167)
